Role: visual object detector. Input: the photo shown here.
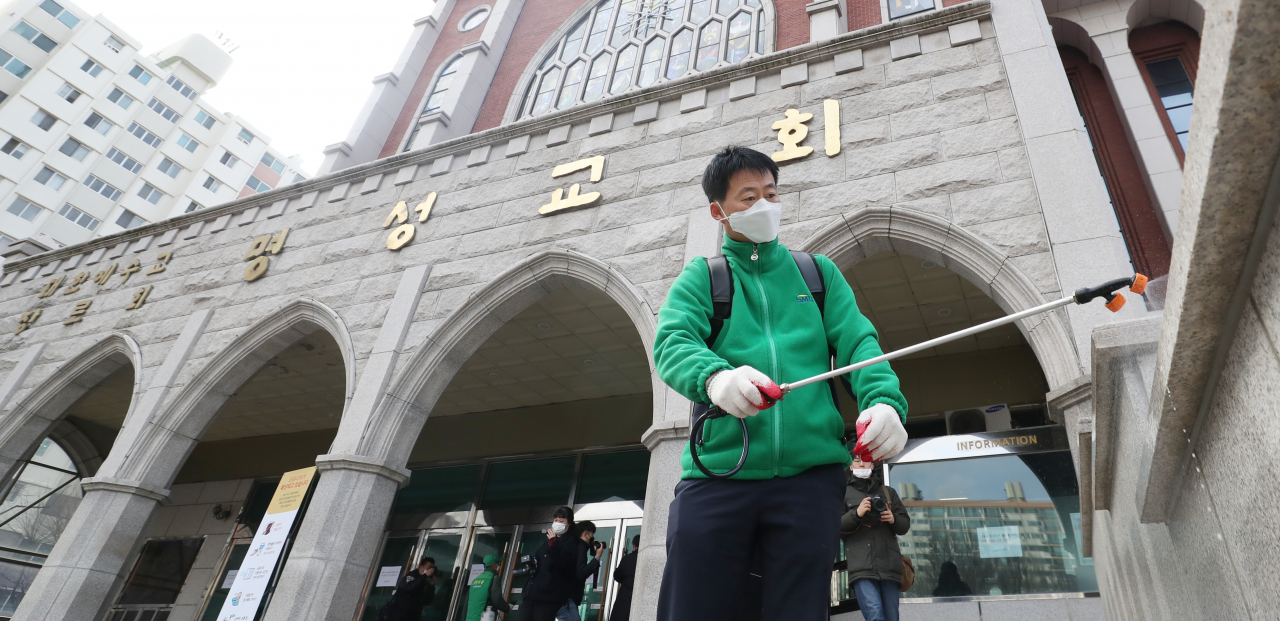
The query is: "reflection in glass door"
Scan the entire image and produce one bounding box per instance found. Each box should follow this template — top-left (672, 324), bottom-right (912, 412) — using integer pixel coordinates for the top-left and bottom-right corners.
top-left (602, 520), bottom-right (642, 621)
top-left (576, 522), bottom-right (616, 621)
top-left (506, 525), bottom-right (551, 614)
top-left (359, 533), bottom-right (421, 621)
top-left (453, 529), bottom-right (514, 621)
top-left (422, 530), bottom-right (465, 621)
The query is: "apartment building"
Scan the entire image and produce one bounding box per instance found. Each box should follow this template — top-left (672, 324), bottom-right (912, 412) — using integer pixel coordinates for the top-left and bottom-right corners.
top-left (0, 0), bottom-right (303, 251)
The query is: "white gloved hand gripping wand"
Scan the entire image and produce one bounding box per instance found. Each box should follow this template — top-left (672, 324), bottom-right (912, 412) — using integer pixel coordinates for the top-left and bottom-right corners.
top-left (690, 273), bottom-right (1149, 479)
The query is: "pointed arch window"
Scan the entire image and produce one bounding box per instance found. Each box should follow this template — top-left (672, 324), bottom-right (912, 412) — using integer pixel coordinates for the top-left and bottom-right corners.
top-left (518, 0), bottom-right (769, 119)
top-left (423, 55), bottom-right (462, 115)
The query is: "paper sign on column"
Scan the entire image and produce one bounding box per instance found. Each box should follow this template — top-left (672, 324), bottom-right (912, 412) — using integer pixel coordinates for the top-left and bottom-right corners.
top-left (376, 566), bottom-right (402, 588)
top-left (216, 466), bottom-right (316, 621)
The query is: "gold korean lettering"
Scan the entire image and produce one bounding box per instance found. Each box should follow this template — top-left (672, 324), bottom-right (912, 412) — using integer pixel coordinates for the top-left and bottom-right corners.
top-left (770, 100), bottom-right (841, 163)
top-left (36, 276), bottom-right (64, 298)
top-left (63, 272), bottom-right (90, 295)
top-left (146, 251), bottom-right (173, 275)
top-left (117, 260), bottom-right (142, 285)
top-left (539, 156), bottom-right (605, 215)
top-left (382, 193), bottom-right (437, 251)
top-left (125, 285), bottom-right (152, 310)
top-left (92, 263), bottom-right (117, 285)
top-left (14, 310), bottom-right (40, 334)
top-left (243, 229), bottom-right (289, 282)
top-left (64, 300), bottom-right (92, 325)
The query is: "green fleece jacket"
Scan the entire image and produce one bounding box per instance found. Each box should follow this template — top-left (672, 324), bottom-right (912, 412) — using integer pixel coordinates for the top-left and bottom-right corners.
top-left (654, 235), bottom-right (907, 479)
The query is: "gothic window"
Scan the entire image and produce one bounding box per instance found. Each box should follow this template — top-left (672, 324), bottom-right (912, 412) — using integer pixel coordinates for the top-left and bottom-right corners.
top-left (424, 55), bottom-right (462, 115)
top-left (519, 0), bottom-right (769, 118)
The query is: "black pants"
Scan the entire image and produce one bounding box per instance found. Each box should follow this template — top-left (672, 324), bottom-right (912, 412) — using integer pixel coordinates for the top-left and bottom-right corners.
top-left (656, 463), bottom-right (846, 621)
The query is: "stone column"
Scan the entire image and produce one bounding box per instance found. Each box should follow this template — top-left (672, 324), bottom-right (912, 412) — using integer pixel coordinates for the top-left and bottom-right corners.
top-left (806, 0), bottom-right (846, 43)
top-left (631, 413), bottom-right (689, 621)
top-left (261, 455), bottom-right (410, 621)
top-left (0, 343), bottom-right (46, 489)
top-left (990, 0), bottom-right (1149, 368)
top-left (261, 266), bottom-right (430, 621)
top-left (11, 480), bottom-right (168, 621)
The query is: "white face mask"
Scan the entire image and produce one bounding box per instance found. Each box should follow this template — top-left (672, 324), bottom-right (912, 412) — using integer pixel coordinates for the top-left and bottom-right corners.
top-left (851, 468), bottom-right (873, 479)
top-left (716, 198), bottom-right (781, 244)
top-left (551, 521), bottom-right (567, 535)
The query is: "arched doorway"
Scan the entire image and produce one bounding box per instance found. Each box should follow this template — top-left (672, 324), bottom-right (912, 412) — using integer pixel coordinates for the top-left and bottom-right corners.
top-left (357, 254), bottom-right (657, 621)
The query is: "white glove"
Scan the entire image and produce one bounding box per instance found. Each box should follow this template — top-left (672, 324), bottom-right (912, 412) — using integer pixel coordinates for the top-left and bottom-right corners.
top-left (854, 403), bottom-right (907, 461)
top-left (707, 366), bottom-right (782, 419)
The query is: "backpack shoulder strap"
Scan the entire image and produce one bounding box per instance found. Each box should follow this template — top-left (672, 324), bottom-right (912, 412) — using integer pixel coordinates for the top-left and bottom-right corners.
top-left (705, 256), bottom-right (733, 348)
top-left (789, 250), bottom-right (826, 316)
top-left (883, 485), bottom-right (893, 512)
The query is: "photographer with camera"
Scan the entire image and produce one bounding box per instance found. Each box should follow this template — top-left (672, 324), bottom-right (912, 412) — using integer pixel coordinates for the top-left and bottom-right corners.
top-left (379, 557), bottom-right (438, 621)
top-left (555, 521), bottom-right (605, 621)
top-left (840, 456), bottom-right (911, 621)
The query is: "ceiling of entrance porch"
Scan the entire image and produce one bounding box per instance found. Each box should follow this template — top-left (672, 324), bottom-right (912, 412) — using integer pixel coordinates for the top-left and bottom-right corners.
top-left (197, 330), bottom-right (347, 442)
top-left (844, 252), bottom-right (1025, 359)
top-left (432, 285), bottom-right (651, 417)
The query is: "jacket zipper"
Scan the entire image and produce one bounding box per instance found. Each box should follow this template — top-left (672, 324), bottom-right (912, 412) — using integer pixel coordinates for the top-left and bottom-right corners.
top-left (749, 244), bottom-right (781, 475)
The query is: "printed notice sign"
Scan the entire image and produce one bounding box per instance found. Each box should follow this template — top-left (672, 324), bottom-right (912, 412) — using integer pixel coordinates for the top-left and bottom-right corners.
top-left (977, 526), bottom-right (1022, 558)
top-left (216, 467), bottom-right (316, 621)
top-left (468, 563), bottom-right (485, 585)
top-left (377, 566), bottom-right (402, 588)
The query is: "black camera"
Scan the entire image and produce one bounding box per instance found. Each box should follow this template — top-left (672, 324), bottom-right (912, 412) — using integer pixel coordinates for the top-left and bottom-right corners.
top-left (865, 494), bottom-right (885, 517)
top-left (510, 554), bottom-right (537, 578)
top-left (591, 540), bottom-right (605, 553)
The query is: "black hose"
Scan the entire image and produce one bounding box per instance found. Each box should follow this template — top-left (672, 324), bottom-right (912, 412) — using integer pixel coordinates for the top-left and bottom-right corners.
top-left (689, 405), bottom-right (749, 479)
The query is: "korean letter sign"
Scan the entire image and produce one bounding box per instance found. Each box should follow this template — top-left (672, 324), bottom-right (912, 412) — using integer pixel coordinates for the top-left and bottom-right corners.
top-left (217, 467), bottom-right (316, 621)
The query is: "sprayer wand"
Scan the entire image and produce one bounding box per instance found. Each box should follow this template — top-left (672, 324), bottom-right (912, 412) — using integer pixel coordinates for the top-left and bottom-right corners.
top-left (690, 273), bottom-right (1148, 479)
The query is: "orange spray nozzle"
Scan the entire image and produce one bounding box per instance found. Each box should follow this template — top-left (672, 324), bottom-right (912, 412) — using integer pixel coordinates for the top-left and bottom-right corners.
top-left (1130, 273), bottom-right (1148, 295)
top-left (1105, 294), bottom-right (1126, 312)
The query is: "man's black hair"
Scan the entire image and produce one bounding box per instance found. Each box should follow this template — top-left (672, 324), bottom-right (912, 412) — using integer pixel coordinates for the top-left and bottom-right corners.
top-left (576, 520), bottom-right (597, 535)
top-left (701, 146), bottom-right (780, 203)
top-left (420, 556), bottom-right (435, 566)
top-left (632, 534), bottom-right (640, 549)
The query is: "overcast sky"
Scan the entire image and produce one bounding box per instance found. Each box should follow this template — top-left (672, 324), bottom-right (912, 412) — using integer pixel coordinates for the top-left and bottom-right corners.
top-left (76, 0), bottom-right (433, 176)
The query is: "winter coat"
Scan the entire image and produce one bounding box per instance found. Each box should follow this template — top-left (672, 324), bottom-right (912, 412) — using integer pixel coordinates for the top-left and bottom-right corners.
top-left (388, 568), bottom-right (436, 620)
top-left (654, 234), bottom-right (908, 479)
top-left (610, 551), bottom-right (637, 621)
top-left (555, 536), bottom-right (602, 606)
top-left (523, 537), bottom-right (560, 604)
top-left (839, 472), bottom-right (910, 585)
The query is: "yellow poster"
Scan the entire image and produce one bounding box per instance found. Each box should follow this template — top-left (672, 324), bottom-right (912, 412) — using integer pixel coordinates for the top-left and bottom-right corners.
top-left (265, 466), bottom-right (316, 515)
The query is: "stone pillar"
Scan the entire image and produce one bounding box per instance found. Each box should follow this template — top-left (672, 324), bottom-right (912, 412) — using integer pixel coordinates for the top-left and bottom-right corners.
top-left (261, 455), bottom-right (410, 621)
top-left (990, 0), bottom-right (1149, 368)
top-left (0, 343), bottom-right (46, 489)
top-left (262, 266), bottom-right (430, 620)
top-left (806, 0), bottom-right (847, 43)
top-left (11, 480), bottom-right (168, 621)
top-left (631, 415), bottom-right (689, 621)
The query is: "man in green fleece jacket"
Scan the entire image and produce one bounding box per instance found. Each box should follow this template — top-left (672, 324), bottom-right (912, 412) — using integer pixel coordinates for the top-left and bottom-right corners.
top-left (653, 146), bottom-right (908, 621)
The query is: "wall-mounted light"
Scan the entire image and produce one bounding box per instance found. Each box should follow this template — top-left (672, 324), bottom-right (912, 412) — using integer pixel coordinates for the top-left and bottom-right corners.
top-left (212, 504), bottom-right (232, 521)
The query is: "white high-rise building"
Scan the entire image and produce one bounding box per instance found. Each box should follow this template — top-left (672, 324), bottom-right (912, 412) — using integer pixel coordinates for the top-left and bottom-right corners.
top-left (0, 0), bottom-right (304, 252)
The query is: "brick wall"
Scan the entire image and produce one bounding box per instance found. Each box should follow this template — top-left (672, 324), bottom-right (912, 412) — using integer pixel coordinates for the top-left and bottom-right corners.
top-left (941, 0), bottom-right (973, 6)
top-left (379, 0), bottom-right (493, 159)
top-left (848, 0), bottom-right (882, 32)
top-left (774, 0), bottom-right (811, 50)
top-left (471, 0), bottom-right (600, 133)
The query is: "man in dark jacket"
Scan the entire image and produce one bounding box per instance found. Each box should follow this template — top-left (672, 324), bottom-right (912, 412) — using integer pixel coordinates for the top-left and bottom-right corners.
top-left (609, 535), bottom-right (639, 621)
top-left (554, 521), bottom-right (604, 621)
top-left (840, 457), bottom-right (910, 621)
top-left (387, 557), bottom-right (438, 621)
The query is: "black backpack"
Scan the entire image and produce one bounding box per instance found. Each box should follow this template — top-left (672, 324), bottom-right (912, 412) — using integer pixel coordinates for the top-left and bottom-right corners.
top-left (691, 251), bottom-right (855, 444)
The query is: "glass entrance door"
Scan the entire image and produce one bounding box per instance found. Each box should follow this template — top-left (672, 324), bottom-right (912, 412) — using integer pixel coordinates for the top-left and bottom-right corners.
top-left (453, 528), bottom-right (514, 621)
top-left (420, 530), bottom-right (466, 621)
top-left (600, 519), bottom-right (642, 621)
top-left (506, 525), bottom-right (551, 615)
top-left (358, 532), bottom-right (422, 621)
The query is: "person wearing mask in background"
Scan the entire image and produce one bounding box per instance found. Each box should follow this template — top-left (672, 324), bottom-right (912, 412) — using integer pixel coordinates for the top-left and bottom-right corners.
top-left (466, 554), bottom-right (512, 621)
top-left (520, 506), bottom-right (575, 621)
top-left (381, 557), bottom-right (438, 621)
top-left (840, 456), bottom-right (910, 621)
top-left (609, 535), bottom-right (640, 621)
top-left (932, 561), bottom-right (973, 597)
top-left (554, 521), bottom-right (604, 621)
top-left (654, 146), bottom-right (909, 621)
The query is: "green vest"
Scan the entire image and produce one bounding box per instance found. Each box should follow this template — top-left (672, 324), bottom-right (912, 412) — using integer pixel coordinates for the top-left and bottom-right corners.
top-left (466, 570), bottom-right (497, 621)
top-left (654, 235), bottom-right (908, 479)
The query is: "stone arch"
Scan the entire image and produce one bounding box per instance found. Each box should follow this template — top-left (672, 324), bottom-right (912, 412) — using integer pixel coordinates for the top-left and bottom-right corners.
top-left (1125, 0), bottom-right (1205, 34)
top-left (357, 249), bottom-right (658, 466)
top-left (0, 333), bottom-right (142, 482)
top-left (500, 0), bottom-right (779, 124)
top-left (1048, 16), bottom-right (1105, 66)
top-left (107, 298), bottom-right (356, 488)
top-left (796, 207), bottom-right (1082, 389)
